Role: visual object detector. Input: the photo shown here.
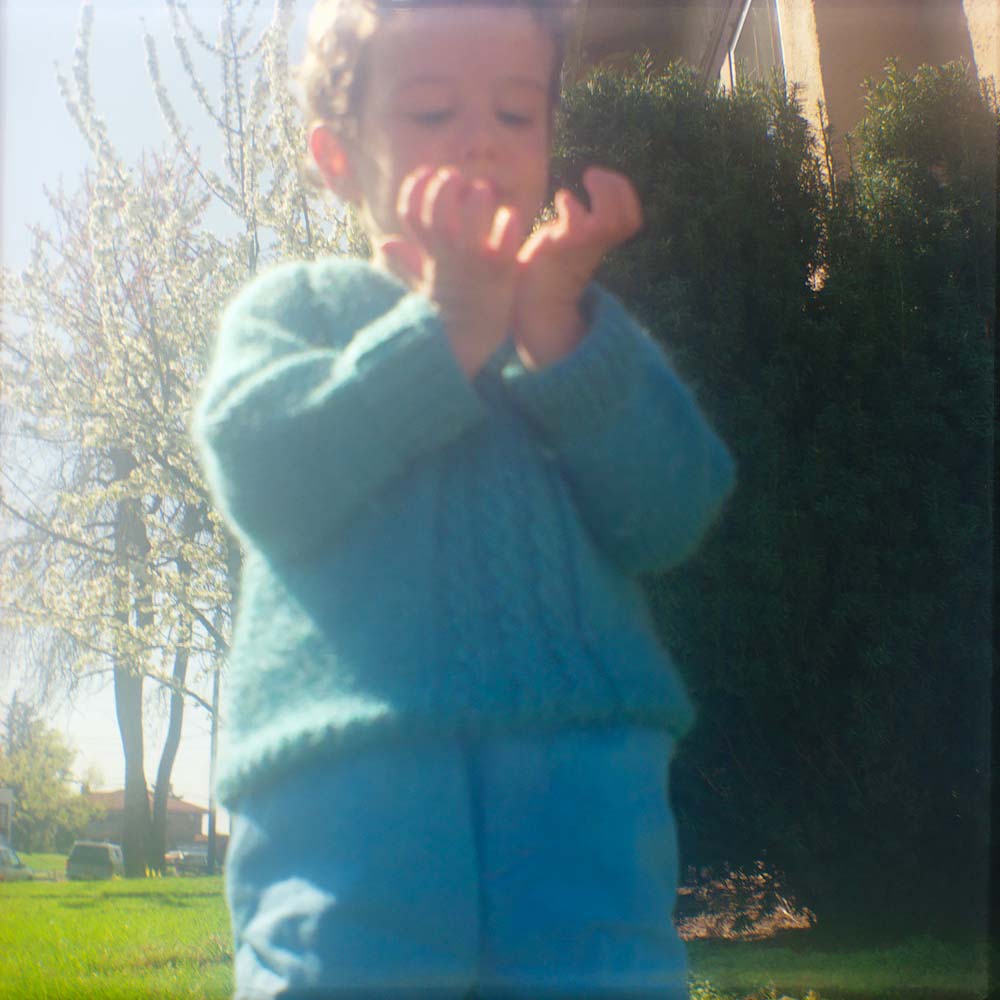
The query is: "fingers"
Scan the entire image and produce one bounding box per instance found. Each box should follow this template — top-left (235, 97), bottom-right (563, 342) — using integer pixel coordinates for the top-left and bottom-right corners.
top-left (396, 166), bottom-right (437, 243)
top-left (465, 180), bottom-right (503, 254)
top-left (419, 170), bottom-right (456, 239)
top-left (523, 168), bottom-right (641, 267)
top-left (487, 204), bottom-right (523, 258)
top-left (553, 188), bottom-right (587, 239)
top-left (396, 164), bottom-right (641, 262)
top-left (397, 167), bottom-right (516, 265)
top-left (515, 223), bottom-right (549, 265)
top-left (515, 193), bottom-right (582, 265)
top-left (581, 166), bottom-right (643, 242)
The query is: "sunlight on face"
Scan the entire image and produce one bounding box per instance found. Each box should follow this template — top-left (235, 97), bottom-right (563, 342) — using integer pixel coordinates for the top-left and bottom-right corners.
top-left (351, 7), bottom-right (554, 242)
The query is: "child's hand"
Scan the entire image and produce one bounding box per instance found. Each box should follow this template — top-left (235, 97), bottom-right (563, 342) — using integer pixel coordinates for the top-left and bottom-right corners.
top-left (513, 167), bottom-right (642, 370)
top-left (379, 166), bottom-right (523, 378)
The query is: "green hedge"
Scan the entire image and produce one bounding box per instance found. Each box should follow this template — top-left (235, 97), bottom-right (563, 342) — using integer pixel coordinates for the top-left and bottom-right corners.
top-left (553, 58), bottom-right (995, 938)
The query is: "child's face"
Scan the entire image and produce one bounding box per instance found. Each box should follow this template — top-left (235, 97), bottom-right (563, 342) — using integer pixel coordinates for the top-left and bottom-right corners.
top-left (322, 6), bottom-right (554, 245)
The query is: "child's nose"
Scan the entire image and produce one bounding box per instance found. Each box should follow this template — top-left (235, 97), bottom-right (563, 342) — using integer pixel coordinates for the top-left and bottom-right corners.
top-left (456, 110), bottom-right (498, 165)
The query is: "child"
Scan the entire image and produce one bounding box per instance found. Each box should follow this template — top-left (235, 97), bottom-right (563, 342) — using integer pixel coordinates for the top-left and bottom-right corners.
top-left (194, 1), bottom-right (735, 997)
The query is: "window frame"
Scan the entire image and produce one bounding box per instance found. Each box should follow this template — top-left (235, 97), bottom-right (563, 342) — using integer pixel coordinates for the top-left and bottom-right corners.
top-left (726, 0), bottom-right (785, 91)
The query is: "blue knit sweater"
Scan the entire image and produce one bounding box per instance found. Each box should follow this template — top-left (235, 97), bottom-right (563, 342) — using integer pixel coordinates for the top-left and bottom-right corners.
top-left (194, 256), bottom-right (735, 806)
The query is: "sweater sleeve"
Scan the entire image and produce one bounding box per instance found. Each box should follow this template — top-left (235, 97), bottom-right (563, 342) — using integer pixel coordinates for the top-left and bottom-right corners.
top-left (193, 259), bottom-right (488, 561)
top-left (500, 284), bottom-right (736, 575)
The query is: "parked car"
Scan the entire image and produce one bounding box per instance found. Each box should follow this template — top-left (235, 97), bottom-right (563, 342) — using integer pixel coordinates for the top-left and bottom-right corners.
top-left (173, 843), bottom-right (210, 875)
top-left (66, 841), bottom-right (125, 880)
top-left (0, 845), bottom-right (34, 882)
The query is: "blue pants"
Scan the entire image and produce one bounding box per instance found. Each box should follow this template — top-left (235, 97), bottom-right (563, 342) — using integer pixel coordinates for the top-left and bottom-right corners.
top-left (225, 725), bottom-right (688, 999)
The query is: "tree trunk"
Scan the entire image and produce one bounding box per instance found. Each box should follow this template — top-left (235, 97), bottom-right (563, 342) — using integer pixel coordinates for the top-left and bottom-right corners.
top-left (151, 641), bottom-right (190, 873)
top-left (206, 656), bottom-right (221, 873)
top-left (112, 447), bottom-right (154, 878)
top-left (150, 508), bottom-right (205, 873)
top-left (114, 665), bottom-right (151, 877)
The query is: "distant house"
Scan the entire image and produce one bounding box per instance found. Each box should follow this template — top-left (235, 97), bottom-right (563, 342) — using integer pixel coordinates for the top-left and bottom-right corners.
top-left (84, 790), bottom-right (207, 848)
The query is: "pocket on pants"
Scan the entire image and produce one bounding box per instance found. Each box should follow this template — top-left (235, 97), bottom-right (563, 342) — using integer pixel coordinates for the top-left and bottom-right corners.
top-left (226, 742), bottom-right (481, 998)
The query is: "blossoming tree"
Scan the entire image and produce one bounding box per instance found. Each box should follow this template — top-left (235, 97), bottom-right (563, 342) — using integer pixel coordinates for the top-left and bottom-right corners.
top-left (1, 0), bottom-right (357, 875)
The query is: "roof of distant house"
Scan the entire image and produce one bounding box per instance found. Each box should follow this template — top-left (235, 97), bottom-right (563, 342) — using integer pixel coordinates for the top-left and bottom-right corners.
top-left (85, 790), bottom-right (207, 815)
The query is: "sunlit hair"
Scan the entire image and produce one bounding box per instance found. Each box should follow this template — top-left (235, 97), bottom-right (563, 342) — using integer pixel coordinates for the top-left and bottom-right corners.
top-left (295, 0), bottom-right (574, 147)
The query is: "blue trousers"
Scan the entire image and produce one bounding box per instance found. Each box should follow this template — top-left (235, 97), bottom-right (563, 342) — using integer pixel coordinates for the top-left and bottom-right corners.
top-left (225, 725), bottom-right (688, 999)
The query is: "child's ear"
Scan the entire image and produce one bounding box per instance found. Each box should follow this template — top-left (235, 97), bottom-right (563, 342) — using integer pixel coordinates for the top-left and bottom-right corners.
top-left (310, 124), bottom-right (361, 203)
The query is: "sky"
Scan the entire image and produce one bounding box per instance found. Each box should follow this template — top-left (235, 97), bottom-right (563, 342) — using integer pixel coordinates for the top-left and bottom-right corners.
top-left (2, 0), bottom-right (313, 820)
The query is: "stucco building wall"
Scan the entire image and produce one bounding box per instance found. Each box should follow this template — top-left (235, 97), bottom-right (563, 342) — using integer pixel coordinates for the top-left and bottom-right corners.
top-left (569, 0), bottom-right (994, 177)
top-left (773, 0), bottom-right (825, 134)
top-left (808, 0), bottom-right (978, 169)
top-left (962, 0), bottom-right (1000, 82)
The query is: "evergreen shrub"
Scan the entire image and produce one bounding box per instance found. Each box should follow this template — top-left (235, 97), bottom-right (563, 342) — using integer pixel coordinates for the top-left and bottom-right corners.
top-left (552, 57), bottom-right (995, 938)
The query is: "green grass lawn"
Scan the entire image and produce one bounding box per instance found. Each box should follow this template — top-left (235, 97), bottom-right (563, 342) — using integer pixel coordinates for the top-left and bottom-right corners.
top-left (20, 851), bottom-right (69, 876)
top-left (0, 877), bottom-right (232, 999)
top-left (687, 936), bottom-right (990, 1000)
top-left (0, 877), bottom-right (990, 1000)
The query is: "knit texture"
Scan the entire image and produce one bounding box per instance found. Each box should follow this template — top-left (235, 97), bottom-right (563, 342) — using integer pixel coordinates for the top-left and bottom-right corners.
top-left (194, 256), bottom-right (736, 806)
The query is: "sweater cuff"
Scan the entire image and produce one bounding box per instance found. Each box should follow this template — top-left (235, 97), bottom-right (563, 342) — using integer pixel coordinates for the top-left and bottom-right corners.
top-left (500, 284), bottom-right (650, 440)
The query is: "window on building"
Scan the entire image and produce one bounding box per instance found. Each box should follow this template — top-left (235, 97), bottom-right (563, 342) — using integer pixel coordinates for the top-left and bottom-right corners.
top-left (728, 0), bottom-right (784, 89)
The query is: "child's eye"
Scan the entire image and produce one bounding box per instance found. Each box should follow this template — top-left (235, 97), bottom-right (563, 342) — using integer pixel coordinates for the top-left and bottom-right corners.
top-left (407, 109), bottom-right (453, 126)
top-left (497, 110), bottom-right (534, 128)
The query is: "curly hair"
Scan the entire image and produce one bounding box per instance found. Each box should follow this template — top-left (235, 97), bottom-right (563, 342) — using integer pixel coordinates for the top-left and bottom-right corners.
top-left (296, 0), bottom-right (575, 145)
